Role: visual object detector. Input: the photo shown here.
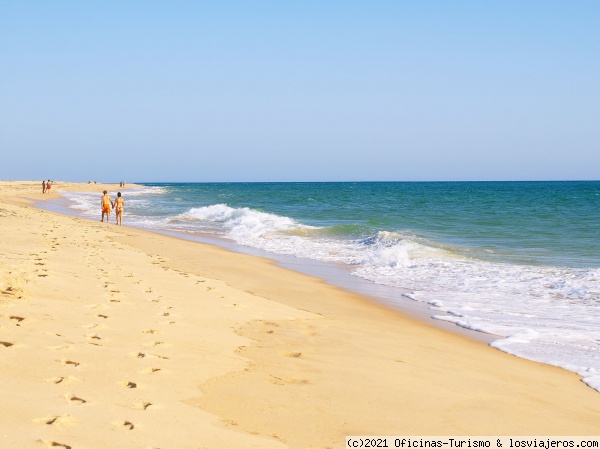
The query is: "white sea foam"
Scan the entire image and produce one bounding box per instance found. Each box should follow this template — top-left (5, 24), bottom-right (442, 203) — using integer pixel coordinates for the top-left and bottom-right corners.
top-left (123, 186), bottom-right (168, 196)
top-left (60, 191), bottom-right (99, 214)
top-left (169, 204), bottom-right (314, 239)
top-left (350, 232), bottom-right (600, 391)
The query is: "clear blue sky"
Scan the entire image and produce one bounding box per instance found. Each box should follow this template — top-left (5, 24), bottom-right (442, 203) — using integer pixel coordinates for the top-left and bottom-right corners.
top-left (1, 1), bottom-right (599, 182)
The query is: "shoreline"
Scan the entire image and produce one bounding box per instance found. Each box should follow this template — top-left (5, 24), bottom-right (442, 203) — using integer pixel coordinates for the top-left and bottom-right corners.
top-left (38, 191), bottom-right (497, 345)
top-left (1, 181), bottom-right (599, 448)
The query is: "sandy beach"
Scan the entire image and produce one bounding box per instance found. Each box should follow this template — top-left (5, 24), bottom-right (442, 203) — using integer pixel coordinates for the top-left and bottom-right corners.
top-left (0, 181), bottom-right (598, 449)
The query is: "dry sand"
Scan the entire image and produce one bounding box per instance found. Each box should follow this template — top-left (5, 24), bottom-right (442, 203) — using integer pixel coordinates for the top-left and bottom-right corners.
top-left (0, 181), bottom-right (598, 449)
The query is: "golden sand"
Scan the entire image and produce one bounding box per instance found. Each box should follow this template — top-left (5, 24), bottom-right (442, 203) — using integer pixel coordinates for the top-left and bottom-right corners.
top-left (0, 181), bottom-right (598, 449)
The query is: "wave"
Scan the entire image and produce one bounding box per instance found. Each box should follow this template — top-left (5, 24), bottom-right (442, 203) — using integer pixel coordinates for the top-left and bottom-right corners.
top-left (168, 203), bottom-right (317, 236)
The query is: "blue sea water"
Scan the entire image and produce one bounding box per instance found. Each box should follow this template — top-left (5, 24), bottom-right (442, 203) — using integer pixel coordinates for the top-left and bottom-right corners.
top-left (60, 181), bottom-right (600, 391)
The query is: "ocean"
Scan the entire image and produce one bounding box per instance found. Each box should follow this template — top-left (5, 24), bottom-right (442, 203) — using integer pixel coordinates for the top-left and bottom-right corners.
top-left (59, 181), bottom-right (600, 391)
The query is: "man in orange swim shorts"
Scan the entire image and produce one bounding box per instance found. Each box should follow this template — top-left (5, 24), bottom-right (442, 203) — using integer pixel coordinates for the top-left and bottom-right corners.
top-left (101, 190), bottom-right (112, 222)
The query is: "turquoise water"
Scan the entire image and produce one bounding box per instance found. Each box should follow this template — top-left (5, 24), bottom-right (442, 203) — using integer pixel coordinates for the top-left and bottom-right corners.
top-left (61, 181), bottom-right (600, 390)
top-left (141, 181), bottom-right (600, 267)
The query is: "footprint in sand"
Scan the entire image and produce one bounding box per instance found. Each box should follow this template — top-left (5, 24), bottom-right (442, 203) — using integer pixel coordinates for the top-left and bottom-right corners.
top-left (34, 414), bottom-right (78, 426)
top-left (60, 360), bottom-right (80, 367)
top-left (45, 376), bottom-right (79, 385)
top-left (9, 315), bottom-right (25, 325)
top-left (131, 401), bottom-right (152, 410)
top-left (121, 381), bottom-right (137, 389)
top-left (141, 329), bottom-right (160, 334)
top-left (115, 420), bottom-right (135, 430)
top-left (140, 367), bottom-right (161, 374)
top-left (64, 393), bottom-right (87, 405)
top-left (133, 351), bottom-right (169, 360)
top-left (2, 286), bottom-right (22, 297)
top-left (86, 333), bottom-right (103, 346)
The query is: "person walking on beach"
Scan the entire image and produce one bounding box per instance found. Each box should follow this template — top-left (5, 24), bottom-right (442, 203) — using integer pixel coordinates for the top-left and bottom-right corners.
top-left (101, 190), bottom-right (112, 222)
top-left (114, 192), bottom-right (124, 226)
top-left (42, 180), bottom-right (46, 193)
top-left (46, 180), bottom-right (51, 193)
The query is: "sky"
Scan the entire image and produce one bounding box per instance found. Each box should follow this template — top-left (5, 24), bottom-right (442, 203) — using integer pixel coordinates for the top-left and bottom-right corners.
top-left (1, 1), bottom-right (599, 182)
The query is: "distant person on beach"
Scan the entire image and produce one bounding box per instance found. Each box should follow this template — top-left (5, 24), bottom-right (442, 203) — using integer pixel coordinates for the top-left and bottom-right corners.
top-left (114, 192), bottom-right (124, 226)
top-left (46, 180), bottom-right (51, 192)
top-left (101, 190), bottom-right (112, 222)
top-left (42, 180), bottom-right (46, 193)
